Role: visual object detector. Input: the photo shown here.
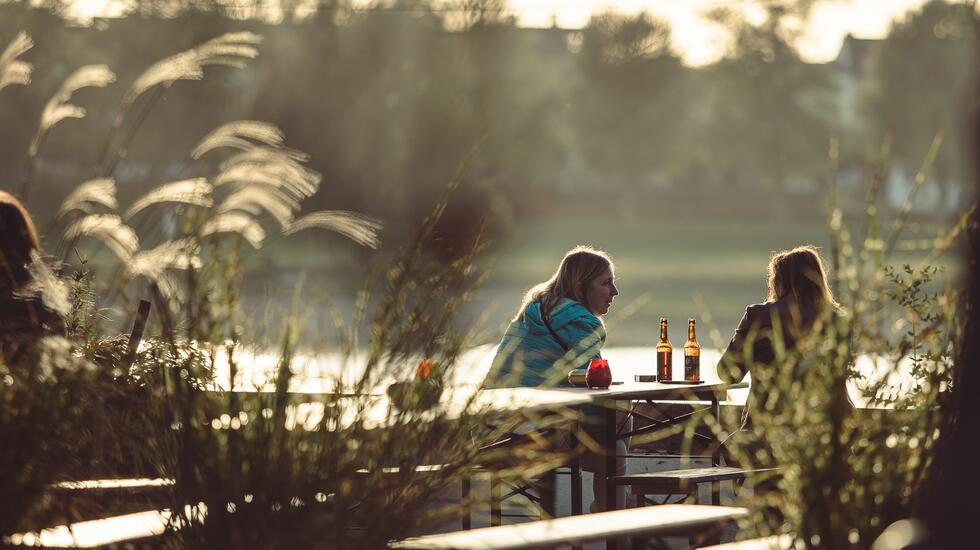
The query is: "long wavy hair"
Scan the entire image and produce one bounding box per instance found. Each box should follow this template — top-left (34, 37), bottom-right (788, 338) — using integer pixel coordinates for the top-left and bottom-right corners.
top-left (766, 245), bottom-right (839, 309)
top-left (516, 245), bottom-right (613, 321)
top-left (0, 190), bottom-right (40, 286)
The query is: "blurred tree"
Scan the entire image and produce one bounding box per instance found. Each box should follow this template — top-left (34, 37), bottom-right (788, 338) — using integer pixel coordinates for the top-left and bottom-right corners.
top-left (578, 11), bottom-right (672, 65)
top-left (698, 5), bottom-right (832, 198)
top-left (572, 11), bottom-right (684, 218)
top-left (862, 0), bottom-right (976, 211)
top-left (6, 0), bottom-right (972, 240)
top-left (914, 14), bottom-right (980, 543)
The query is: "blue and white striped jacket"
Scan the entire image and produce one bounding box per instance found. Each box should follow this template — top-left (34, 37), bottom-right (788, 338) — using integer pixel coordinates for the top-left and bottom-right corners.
top-left (486, 298), bottom-right (605, 388)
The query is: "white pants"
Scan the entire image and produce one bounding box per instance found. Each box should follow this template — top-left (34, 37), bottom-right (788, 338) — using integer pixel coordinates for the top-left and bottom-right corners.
top-left (579, 409), bottom-right (632, 510)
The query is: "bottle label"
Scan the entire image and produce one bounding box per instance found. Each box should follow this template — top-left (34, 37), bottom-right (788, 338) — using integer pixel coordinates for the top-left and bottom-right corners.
top-left (684, 355), bottom-right (700, 378)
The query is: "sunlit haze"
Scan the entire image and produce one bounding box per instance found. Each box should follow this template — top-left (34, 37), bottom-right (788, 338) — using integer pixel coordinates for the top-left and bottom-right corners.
top-left (510, 0), bottom-right (933, 65)
top-left (64, 0), bottom-right (932, 65)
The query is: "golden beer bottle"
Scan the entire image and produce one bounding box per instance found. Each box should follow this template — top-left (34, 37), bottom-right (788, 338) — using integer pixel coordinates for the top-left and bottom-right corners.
top-left (656, 318), bottom-right (672, 381)
top-left (684, 319), bottom-right (701, 381)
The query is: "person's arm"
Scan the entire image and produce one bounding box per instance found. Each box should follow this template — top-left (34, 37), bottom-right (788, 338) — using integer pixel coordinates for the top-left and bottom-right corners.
top-left (717, 307), bottom-right (752, 383)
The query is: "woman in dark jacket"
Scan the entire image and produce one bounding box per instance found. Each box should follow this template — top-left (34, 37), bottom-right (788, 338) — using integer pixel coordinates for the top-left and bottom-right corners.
top-left (718, 245), bottom-right (848, 463)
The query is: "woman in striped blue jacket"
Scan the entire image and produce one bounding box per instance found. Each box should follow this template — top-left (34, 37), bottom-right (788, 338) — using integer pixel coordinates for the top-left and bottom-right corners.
top-left (486, 245), bottom-right (628, 511)
top-left (486, 246), bottom-right (618, 388)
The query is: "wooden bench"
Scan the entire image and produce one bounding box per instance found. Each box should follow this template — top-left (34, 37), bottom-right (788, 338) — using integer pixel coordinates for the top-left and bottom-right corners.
top-left (700, 535), bottom-right (793, 549)
top-left (612, 467), bottom-right (775, 506)
top-left (6, 509), bottom-right (171, 548)
top-left (50, 479), bottom-right (174, 491)
top-left (390, 504), bottom-right (748, 550)
top-left (15, 478), bottom-right (176, 531)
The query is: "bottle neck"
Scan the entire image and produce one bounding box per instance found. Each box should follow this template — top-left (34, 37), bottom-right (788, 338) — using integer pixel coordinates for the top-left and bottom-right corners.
top-left (659, 324), bottom-right (668, 341)
top-left (687, 323), bottom-right (696, 341)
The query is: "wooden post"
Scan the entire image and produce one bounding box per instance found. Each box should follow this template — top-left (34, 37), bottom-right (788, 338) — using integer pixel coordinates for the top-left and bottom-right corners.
top-left (121, 299), bottom-right (151, 370)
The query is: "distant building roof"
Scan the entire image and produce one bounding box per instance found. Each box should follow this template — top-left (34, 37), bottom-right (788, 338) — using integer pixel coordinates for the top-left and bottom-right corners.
top-left (832, 34), bottom-right (879, 74)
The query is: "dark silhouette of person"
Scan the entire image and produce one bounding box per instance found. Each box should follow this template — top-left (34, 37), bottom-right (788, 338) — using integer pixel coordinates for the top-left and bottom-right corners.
top-left (717, 245), bottom-right (850, 470)
top-left (0, 190), bottom-right (66, 356)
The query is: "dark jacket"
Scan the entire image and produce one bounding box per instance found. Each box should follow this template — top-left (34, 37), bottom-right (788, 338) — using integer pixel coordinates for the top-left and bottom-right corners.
top-left (718, 299), bottom-right (822, 427)
top-left (0, 281), bottom-right (67, 364)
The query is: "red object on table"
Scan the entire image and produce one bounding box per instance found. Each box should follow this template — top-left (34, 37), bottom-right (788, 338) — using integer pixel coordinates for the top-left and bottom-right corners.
top-left (586, 359), bottom-right (612, 389)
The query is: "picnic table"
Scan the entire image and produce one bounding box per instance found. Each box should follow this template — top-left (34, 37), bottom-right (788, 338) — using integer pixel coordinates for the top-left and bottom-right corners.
top-left (532, 369), bottom-right (747, 550)
top-left (225, 367), bottom-right (748, 544)
top-left (546, 380), bottom-right (747, 500)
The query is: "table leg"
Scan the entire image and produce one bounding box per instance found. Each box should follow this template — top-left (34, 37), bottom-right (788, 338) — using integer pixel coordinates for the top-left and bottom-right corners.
top-left (571, 429), bottom-right (583, 516)
top-left (490, 473), bottom-right (501, 526)
top-left (711, 396), bottom-right (721, 467)
top-left (711, 395), bottom-right (722, 507)
top-left (602, 400), bottom-right (618, 550)
top-left (461, 476), bottom-right (471, 530)
top-left (603, 401), bottom-right (618, 512)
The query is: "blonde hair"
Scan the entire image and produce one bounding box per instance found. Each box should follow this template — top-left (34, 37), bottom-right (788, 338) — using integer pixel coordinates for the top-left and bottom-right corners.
top-left (766, 245), bottom-right (839, 309)
top-left (516, 245), bottom-right (613, 320)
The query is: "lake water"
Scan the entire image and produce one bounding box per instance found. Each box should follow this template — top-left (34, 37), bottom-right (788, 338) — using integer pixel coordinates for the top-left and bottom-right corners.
top-left (211, 345), bottom-right (920, 409)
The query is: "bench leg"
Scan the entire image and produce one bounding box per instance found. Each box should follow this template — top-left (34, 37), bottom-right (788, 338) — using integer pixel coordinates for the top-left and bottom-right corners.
top-left (490, 473), bottom-right (501, 527)
top-left (541, 470), bottom-right (557, 519)
top-left (461, 476), bottom-right (471, 530)
top-left (570, 438), bottom-right (583, 516)
top-left (734, 477), bottom-right (745, 497)
top-left (694, 520), bottom-right (725, 548)
top-left (686, 482), bottom-right (698, 505)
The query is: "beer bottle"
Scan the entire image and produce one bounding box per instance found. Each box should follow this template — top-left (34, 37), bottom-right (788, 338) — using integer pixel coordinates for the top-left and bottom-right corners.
top-left (656, 318), bottom-right (672, 381)
top-left (684, 319), bottom-right (701, 381)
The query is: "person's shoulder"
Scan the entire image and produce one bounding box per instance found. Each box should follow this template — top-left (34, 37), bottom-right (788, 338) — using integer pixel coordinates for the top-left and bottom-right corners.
top-left (744, 302), bottom-right (770, 317)
top-left (515, 301), bottom-right (549, 334)
top-left (523, 300), bottom-right (541, 319)
top-left (740, 301), bottom-right (783, 326)
top-left (551, 298), bottom-right (600, 328)
top-left (553, 298), bottom-right (594, 318)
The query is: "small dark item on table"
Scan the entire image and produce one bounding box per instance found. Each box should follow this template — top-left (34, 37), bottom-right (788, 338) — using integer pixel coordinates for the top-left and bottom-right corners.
top-left (387, 378), bottom-right (444, 411)
top-left (635, 375), bottom-right (658, 383)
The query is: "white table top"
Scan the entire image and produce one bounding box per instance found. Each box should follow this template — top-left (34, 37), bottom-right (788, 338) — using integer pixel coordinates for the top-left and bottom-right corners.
top-left (271, 381), bottom-right (747, 432)
top-left (548, 380), bottom-right (749, 402)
